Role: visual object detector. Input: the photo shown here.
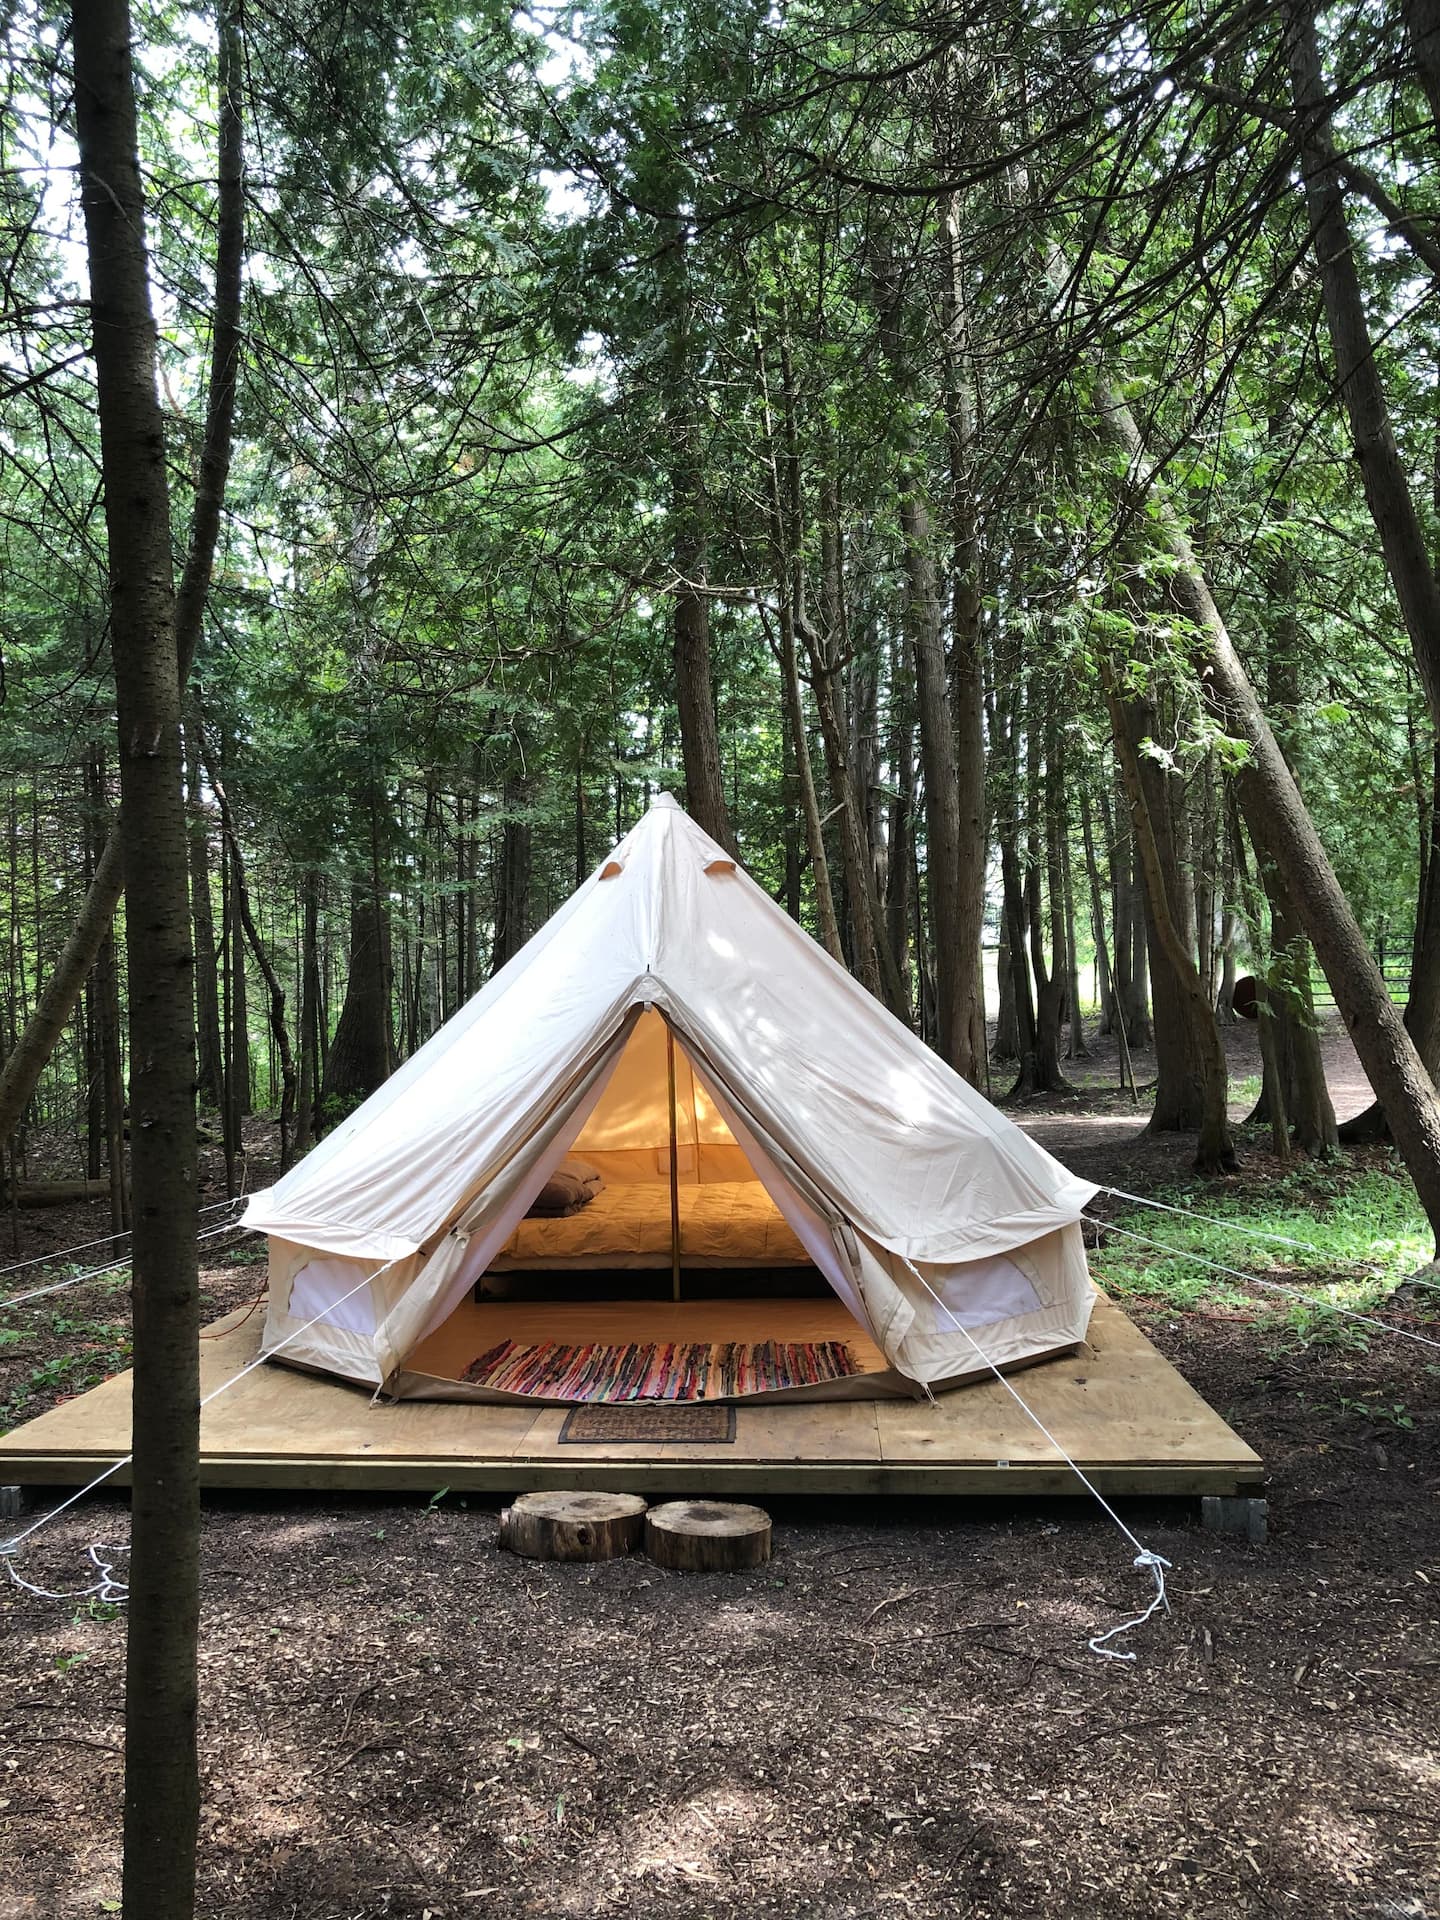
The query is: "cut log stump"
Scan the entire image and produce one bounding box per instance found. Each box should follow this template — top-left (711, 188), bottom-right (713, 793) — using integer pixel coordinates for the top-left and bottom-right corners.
top-left (497, 1490), bottom-right (646, 1562)
top-left (644, 1499), bottom-right (772, 1571)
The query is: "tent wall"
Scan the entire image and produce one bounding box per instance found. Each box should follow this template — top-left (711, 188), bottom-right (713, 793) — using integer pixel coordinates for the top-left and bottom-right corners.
top-left (573, 1007), bottom-right (749, 1184)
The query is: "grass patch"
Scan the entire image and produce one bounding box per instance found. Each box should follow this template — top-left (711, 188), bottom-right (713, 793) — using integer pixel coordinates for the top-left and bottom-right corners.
top-left (1091, 1163), bottom-right (1434, 1338)
top-left (211, 1238), bottom-right (267, 1268)
top-left (0, 1321), bottom-right (132, 1430)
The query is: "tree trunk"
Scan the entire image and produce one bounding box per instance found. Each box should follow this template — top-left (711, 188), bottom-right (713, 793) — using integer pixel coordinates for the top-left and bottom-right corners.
top-left (0, 0), bottom-right (243, 1146)
top-left (817, 669), bottom-right (907, 1012)
top-left (770, 609), bottom-right (843, 961)
top-left (884, 626), bottom-right (915, 1009)
top-left (900, 485), bottom-right (974, 1075)
top-left (992, 676), bottom-right (1039, 1091)
top-left (219, 846), bottom-right (242, 1194)
top-left (993, 917), bottom-right (1017, 1060)
top-left (1257, 568), bottom-right (1339, 1153)
top-left (1105, 784), bottom-right (1152, 1050)
top-left (644, 1500), bottom-right (772, 1571)
top-left (72, 6), bottom-right (201, 1915)
top-left (322, 880), bottom-right (394, 1120)
top-left (876, 241), bottom-right (980, 1078)
top-left (1230, 803), bottom-right (1293, 1161)
top-left (751, 328), bottom-right (844, 964)
top-left (184, 715), bottom-right (223, 1109)
top-left (293, 868), bottom-right (321, 1154)
top-left (1122, 692), bottom-right (1215, 1135)
top-left (498, 1491), bottom-right (647, 1562)
top-left (674, 580), bottom-right (734, 851)
top-left (491, 774), bottom-right (532, 977)
top-left (1285, 1), bottom-right (1440, 735)
top-left (1079, 789), bottom-right (1116, 1038)
top-left (85, 744), bottom-right (129, 1233)
top-left (1404, 0), bottom-right (1440, 131)
top-left (1062, 825), bottom-right (1088, 1059)
top-left (667, 224), bottom-right (734, 854)
top-left (96, 910), bottom-right (128, 1238)
top-left (199, 729), bottom-right (297, 1169)
top-left (999, 829), bottom-right (1040, 1095)
top-left (1194, 758), bottom-right (1218, 1013)
top-left (941, 195), bottom-right (990, 1078)
top-left (1090, 370), bottom-right (1440, 1238)
top-left (84, 970), bottom-right (103, 1183)
top-left (223, 755), bottom-right (250, 1120)
top-left (1022, 689), bottom-right (1073, 1094)
top-left (780, 696), bottom-right (803, 922)
top-left (810, 457), bottom-right (906, 1013)
top-left (1106, 668), bottom-right (1236, 1172)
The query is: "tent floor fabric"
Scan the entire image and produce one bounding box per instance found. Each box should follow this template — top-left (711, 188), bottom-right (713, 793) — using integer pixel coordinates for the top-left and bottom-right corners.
top-left (462, 1337), bottom-right (860, 1401)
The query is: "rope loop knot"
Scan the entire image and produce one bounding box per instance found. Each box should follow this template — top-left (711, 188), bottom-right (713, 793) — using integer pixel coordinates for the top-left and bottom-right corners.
top-left (1088, 1548), bottom-right (1172, 1662)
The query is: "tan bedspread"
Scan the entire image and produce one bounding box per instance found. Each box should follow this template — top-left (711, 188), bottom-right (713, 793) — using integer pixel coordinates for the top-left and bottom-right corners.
top-left (493, 1181), bottom-right (810, 1269)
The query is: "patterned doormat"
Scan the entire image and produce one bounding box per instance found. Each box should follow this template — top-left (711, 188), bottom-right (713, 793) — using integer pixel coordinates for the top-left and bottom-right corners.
top-left (559, 1402), bottom-right (737, 1444)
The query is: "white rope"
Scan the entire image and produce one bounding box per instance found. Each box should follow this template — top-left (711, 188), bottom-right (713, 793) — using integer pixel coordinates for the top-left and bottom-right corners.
top-left (1090, 1216), bottom-right (1440, 1352)
top-left (0, 1220), bottom-right (249, 1313)
top-left (1096, 1185), bottom-right (1357, 1256)
top-left (896, 1255), bottom-right (1170, 1662)
top-left (0, 1195), bottom-right (244, 1283)
top-left (3, 1541), bottom-right (130, 1605)
top-left (1085, 1556), bottom-right (1173, 1660)
top-left (0, 1248), bottom-right (398, 1603)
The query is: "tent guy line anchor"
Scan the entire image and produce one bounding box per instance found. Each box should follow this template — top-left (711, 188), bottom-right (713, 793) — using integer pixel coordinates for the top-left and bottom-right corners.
top-left (898, 1255), bottom-right (1171, 1663)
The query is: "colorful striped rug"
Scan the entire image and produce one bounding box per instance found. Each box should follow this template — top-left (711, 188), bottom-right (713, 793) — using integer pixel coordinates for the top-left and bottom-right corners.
top-left (462, 1338), bottom-right (859, 1401)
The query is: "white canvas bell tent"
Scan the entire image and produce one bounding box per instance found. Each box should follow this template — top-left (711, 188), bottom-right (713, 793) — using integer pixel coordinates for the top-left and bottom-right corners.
top-left (242, 793), bottom-right (1099, 1401)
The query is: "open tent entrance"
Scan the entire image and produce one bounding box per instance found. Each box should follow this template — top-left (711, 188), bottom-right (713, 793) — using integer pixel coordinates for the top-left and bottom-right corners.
top-left (401, 1008), bottom-right (895, 1402)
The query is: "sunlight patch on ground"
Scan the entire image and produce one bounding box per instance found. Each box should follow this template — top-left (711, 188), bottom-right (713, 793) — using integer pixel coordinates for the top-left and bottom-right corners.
top-left (626, 1781), bottom-right (785, 1884)
top-left (706, 1598), bottom-right (803, 1644)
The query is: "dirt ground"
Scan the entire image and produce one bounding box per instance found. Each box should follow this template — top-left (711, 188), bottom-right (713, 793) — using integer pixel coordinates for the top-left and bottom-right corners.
top-left (1, 1030), bottom-right (1438, 1919)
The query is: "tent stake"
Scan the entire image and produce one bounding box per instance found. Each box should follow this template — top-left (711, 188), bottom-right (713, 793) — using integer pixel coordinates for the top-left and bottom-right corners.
top-left (666, 1021), bottom-right (681, 1303)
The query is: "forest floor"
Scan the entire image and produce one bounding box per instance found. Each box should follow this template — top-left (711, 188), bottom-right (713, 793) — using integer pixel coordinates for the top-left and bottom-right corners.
top-left (1, 1021), bottom-right (1438, 1919)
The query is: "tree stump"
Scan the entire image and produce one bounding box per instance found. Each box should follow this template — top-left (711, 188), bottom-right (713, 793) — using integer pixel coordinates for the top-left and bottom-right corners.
top-left (497, 1490), bottom-right (646, 1562)
top-left (644, 1500), bottom-right (772, 1571)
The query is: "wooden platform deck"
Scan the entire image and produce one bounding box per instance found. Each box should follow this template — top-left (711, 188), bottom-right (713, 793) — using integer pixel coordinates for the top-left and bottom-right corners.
top-left (0, 1295), bottom-right (1262, 1499)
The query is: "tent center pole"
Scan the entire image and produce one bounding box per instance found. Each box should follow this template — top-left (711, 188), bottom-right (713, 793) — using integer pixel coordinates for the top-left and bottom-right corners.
top-left (666, 1021), bottom-right (681, 1303)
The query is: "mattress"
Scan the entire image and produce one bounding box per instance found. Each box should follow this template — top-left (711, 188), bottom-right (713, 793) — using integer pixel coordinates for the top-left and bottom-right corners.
top-left (492, 1180), bottom-right (811, 1270)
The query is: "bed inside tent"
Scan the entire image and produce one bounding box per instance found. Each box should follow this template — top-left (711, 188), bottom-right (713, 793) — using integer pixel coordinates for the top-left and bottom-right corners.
top-left (396, 1008), bottom-right (904, 1403)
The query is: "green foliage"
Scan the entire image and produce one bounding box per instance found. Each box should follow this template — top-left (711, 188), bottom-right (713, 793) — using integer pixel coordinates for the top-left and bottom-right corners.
top-left (1091, 1169), bottom-right (1434, 1322)
top-left (1, 0), bottom-right (1437, 1206)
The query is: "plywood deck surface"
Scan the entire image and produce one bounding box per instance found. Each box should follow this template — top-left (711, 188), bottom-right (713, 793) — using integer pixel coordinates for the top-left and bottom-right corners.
top-left (0, 1295), bottom-right (1263, 1497)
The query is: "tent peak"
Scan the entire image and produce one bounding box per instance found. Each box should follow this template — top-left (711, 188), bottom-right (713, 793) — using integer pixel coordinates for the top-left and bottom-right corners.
top-left (649, 790), bottom-right (682, 811)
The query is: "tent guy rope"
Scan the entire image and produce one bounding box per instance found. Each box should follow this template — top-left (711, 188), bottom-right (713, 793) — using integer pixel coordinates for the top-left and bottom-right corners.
top-left (1094, 1184), bottom-right (1381, 1256)
top-left (0, 1218), bottom-right (249, 1315)
top-left (1097, 1186), bottom-right (1440, 1282)
top-left (897, 1255), bottom-right (1170, 1663)
top-left (0, 1244), bottom-right (399, 1604)
top-left (1089, 1216), bottom-right (1440, 1353)
top-left (0, 1194), bottom-right (245, 1284)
